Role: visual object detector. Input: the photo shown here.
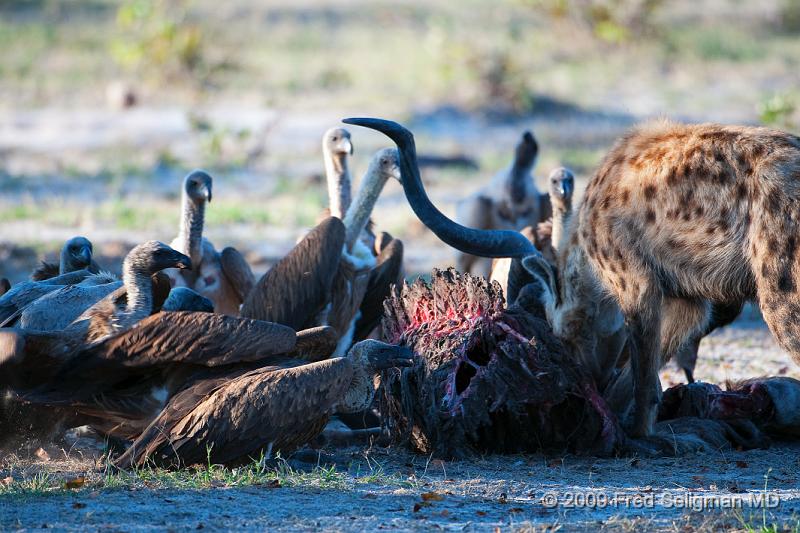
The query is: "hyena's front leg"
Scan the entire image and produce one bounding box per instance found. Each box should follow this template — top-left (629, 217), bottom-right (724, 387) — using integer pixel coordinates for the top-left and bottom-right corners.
top-left (623, 287), bottom-right (663, 438)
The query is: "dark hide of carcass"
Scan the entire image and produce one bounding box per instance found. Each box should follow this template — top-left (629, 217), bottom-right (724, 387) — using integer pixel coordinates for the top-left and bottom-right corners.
top-left (656, 377), bottom-right (800, 450)
top-left (379, 268), bottom-right (623, 458)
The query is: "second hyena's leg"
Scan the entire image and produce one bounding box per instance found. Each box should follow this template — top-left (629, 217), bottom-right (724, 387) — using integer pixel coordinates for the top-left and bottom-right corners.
top-left (659, 297), bottom-right (710, 366)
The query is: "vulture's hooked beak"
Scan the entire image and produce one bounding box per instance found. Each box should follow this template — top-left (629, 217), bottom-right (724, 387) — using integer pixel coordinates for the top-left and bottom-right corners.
top-left (77, 245), bottom-right (92, 267)
top-left (560, 178), bottom-right (574, 199)
top-left (174, 253), bottom-right (192, 271)
top-left (342, 137), bottom-right (354, 156)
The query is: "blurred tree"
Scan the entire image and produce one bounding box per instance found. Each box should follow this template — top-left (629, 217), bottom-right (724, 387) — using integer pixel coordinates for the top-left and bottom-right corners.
top-left (110, 0), bottom-right (205, 84)
top-left (519, 0), bottom-right (664, 43)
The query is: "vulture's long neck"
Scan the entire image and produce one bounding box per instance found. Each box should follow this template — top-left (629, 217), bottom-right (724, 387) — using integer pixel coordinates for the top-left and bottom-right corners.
top-left (325, 152), bottom-right (351, 219)
top-left (179, 195), bottom-right (205, 268)
top-left (343, 163), bottom-right (388, 252)
top-left (552, 200), bottom-right (572, 255)
top-left (508, 159), bottom-right (533, 204)
top-left (121, 262), bottom-right (153, 328)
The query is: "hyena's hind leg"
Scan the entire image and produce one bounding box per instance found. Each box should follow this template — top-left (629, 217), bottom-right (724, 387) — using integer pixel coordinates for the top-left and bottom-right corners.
top-left (756, 267), bottom-right (800, 367)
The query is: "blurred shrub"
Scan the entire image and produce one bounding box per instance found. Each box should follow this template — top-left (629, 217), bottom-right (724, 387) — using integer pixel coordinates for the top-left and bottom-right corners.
top-left (110, 0), bottom-right (205, 84)
top-left (466, 48), bottom-right (533, 113)
top-left (520, 0), bottom-right (663, 43)
top-left (188, 112), bottom-right (253, 170)
top-left (758, 92), bottom-right (797, 129)
top-left (780, 0), bottom-right (800, 32)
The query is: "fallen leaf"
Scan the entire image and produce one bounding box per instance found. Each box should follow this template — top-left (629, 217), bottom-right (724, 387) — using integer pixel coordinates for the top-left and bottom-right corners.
top-left (413, 502), bottom-right (430, 513)
top-left (421, 492), bottom-right (444, 502)
top-left (72, 502), bottom-right (86, 509)
top-left (440, 510), bottom-right (450, 517)
top-left (35, 448), bottom-right (51, 462)
top-left (736, 460), bottom-right (749, 468)
top-left (1, 477), bottom-right (13, 487)
top-left (476, 511), bottom-right (487, 517)
top-left (498, 493), bottom-right (508, 504)
top-left (64, 476), bottom-right (86, 489)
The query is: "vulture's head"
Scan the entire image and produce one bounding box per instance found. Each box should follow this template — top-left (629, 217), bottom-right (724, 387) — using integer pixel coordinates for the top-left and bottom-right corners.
top-left (350, 339), bottom-right (413, 372)
top-left (162, 287), bottom-right (214, 313)
top-left (515, 130), bottom-right (538, 169)
top-left (548, 167), bottom-right (574, 210)
top-left (184, 169), bottom-right (213, 205)
top-left (61, 236), bottom-right (94, 272)
top-left (323, 127), bottom-right (353, 157)
top-left (373, 147), bottom-right (401, 183)
top-left (125, 241), bottom-right (192, 275)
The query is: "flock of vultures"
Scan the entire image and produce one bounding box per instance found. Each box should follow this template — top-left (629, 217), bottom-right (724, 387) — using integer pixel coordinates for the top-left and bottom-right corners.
top-left (3, 117), bottom-right (800, 470)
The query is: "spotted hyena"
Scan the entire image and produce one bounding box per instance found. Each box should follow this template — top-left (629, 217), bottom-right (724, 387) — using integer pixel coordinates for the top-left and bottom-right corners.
top-left (578, 119), bottom-right (800, 437)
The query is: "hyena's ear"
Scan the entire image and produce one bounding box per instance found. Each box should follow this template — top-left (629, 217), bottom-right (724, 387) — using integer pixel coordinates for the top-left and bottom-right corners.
top-left (521, 253), bottom-right (557, 312)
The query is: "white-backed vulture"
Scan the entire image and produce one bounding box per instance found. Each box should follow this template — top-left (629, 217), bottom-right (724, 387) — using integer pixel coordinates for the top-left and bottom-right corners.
top-left (322, 127), bottom-right (354, 219)
top-left (166, 170), bottom-right (255, 316)
top-left (454, 130), bottom-right (547, 276)
top-left (18, 241), bottom-right (190, 333)
top-left (162, 287), bottom-right (214, 313)
top-left (0, 310), bottom-right (411, 467)
top-left (114, 339), bottom-right (412, 468)
top-left (486, 168), bottom-right (573, 300)
top-left (30, 236), bottom-right (100, 282)
top-left (0, 269), bottom-right (97, 327)
top-left (242, 148), bottom-right (403, 355)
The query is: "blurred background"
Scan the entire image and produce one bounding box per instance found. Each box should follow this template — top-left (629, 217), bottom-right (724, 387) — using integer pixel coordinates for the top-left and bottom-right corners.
top-left (2, 0), bottom-right (800, 282)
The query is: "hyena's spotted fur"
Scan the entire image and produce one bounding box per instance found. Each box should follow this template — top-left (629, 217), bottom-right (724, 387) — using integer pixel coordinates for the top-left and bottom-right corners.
top-left (578, 119), bottom-right (800, 437)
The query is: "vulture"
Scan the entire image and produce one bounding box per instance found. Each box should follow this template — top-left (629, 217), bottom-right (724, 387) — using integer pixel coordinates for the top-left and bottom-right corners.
top-left (0, 269), bottom-right (99, 327)
top-left (322, 127), bottom-right (354, 219)
top-left (30, 236), bottom-right (100, 281)
top-left (166, 170), bottom-right (255, 316)
top-left (490, 167), bottom-right (575, 298)
top-left (454, 130), bottom-right (550, 277)
top-left (162, 287), bottom-right (214, 313)
top-left (242, 148), bottom-right (404, 355)
top-left (0, 312), bottom-right (412, 468)
top-left (16, 241), bottom-right (190, 333)
top-left (114, 338), bottom-right (412, 468)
